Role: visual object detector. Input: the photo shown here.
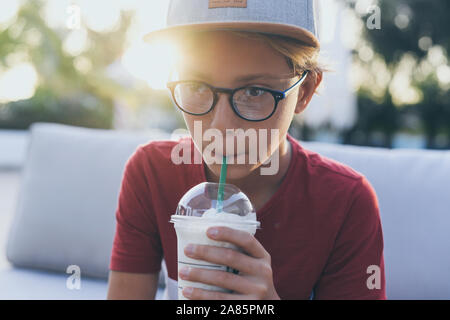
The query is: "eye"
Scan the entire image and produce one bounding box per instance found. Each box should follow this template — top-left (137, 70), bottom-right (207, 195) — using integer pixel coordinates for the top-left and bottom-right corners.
top-left (244, 87), bottom-right (266, 97)
top-left (187, 82), bottom-right (208, 93)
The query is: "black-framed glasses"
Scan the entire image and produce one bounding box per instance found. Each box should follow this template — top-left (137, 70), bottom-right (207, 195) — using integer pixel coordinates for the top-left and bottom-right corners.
top-left (166, 71), bottom-right (309, 122)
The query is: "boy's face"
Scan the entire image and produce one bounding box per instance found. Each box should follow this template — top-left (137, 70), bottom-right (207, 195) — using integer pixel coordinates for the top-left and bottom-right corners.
top-left (175, 31), bottom-right (308, 180)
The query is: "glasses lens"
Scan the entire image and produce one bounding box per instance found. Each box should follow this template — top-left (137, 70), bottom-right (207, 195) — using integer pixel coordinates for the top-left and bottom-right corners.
top-left (173, 82), bottom-right (213, 114)
top-left (234, 87), bottom-right (276, 120)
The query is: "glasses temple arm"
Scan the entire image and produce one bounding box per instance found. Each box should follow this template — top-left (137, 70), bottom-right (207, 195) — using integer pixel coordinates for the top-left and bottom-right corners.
top-left (281, 71), bottom-right (309, 98)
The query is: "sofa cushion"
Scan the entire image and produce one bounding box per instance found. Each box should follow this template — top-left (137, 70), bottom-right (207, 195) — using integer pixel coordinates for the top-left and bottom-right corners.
top-left (0, 265), bottom-right (166, 299)
top-left (0, 265), bottom-right (108, 299)
top-left (6, 123), bottom-right (170, 280)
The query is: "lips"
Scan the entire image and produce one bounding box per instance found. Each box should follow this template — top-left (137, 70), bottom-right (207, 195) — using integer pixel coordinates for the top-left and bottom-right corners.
top-left (212, 150), bottom-right (246, 158)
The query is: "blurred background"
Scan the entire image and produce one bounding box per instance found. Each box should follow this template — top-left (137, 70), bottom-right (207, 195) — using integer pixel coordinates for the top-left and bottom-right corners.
top-left (0, 0), bottom-right (449, 151)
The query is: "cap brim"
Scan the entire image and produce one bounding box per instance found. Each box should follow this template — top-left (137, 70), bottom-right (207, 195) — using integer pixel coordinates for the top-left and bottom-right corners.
top-left (143, 21), bottom-right (319, 49)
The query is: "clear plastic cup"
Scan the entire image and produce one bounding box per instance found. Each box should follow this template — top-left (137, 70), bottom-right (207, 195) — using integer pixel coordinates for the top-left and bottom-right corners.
top-left (170, 182), bottom-right (260, 300)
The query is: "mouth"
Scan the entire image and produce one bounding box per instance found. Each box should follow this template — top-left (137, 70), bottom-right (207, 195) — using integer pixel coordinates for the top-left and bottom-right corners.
top-left (211, 150), bottom-right (246, 157)
top-left (209, 150), bottom-right (248, 164)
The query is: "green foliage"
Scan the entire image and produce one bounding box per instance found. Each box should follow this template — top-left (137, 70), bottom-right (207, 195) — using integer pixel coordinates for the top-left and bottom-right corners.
top-left (0, 87), bottom-right (113, 129)
top-left (361, 0), bottom-right (450, 64)
top-left (341, 0), bottom-right (450, 149)
top-left (342, 90), bottom-right (400, 147)
top-left (0, 0), bottom-right (133, 130)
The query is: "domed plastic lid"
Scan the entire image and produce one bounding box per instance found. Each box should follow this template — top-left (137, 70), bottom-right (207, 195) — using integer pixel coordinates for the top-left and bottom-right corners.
top-left (174, 182), bottom-right (254, 217)
top-left (170, 182), bottom-right (260, 229)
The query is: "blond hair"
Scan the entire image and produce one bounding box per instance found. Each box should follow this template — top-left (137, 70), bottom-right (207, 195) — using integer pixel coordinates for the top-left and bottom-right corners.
top-left (227, 31), bottom-right (325, 77)
top-left (173, 30), bottom-right (326, 79)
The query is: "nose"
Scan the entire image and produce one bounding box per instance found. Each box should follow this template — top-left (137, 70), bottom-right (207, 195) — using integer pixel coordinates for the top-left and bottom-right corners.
top-left (209, 91), bottom-right (240, 132)
top-left (206, 92), bottom-right (250, 157)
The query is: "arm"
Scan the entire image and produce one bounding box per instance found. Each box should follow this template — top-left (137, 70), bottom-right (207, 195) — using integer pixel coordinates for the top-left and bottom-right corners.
top-left (107, 271), bottom-right (159, 300)
top-left (108, 147), bottom-right (164, 298)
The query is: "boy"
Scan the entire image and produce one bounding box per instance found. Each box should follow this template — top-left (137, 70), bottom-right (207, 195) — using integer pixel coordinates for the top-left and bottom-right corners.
top-left (107, 0), bottom-right (386, 300)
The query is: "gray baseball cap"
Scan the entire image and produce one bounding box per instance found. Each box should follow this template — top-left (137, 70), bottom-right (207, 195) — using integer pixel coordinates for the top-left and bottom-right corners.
top-left (143, 0), bottom-right (320, 49)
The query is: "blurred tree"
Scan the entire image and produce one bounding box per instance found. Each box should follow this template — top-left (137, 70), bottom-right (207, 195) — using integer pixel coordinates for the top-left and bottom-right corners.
top-left (341, 0), bottom-right (450, 149)
top-left (0, 0), bottom-right (133, 129)
top-left (362, 0), bottom-right (449, 64)
top-left (343, 89), bottom-right (399, 147)
top-left (414, 76), bottom-right (450, 148)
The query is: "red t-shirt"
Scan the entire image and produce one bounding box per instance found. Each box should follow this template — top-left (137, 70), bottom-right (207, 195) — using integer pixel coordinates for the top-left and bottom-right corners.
top-left (110, 133), bottom-right (387, 300)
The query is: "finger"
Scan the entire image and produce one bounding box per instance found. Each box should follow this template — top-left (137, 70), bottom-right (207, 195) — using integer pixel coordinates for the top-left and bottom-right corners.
top-left (182, 286), bottom-right (246, 300)
top-left (206, 226), bottom-right (268, 259)
top-left (179, 267), bottom-right (261, 295)
top-left (184, 244), bottom-right (270, 277)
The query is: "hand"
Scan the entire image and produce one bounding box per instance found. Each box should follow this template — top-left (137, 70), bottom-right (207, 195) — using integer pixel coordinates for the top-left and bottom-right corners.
top-left (178, 226), bottom-right (280, 300)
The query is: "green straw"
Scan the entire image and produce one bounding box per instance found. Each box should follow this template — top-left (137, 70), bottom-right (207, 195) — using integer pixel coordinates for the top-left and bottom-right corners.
top-left (216, 155), bottom-right (227, 213)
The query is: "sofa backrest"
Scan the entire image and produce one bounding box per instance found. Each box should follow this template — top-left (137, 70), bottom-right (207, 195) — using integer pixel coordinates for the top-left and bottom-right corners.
top-left (301, 141), bottom-right (450, 299)
top-left (6, 123), bottom-right (450, 299)
top-left (6, 123), bottom-right (170, 279)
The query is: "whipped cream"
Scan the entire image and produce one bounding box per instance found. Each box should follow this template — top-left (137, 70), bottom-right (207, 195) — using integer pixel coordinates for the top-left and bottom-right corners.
top-left (201, 207), bottom-right (257, 223)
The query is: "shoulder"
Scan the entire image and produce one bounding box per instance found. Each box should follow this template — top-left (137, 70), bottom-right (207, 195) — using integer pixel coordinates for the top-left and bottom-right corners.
top-left (289, 137), bottom-right (382, 246)
top-left (289, 135), bottom-right (378, 213)
top-left (122, 137), bottom-right (192, 180)
top-left (290, 136), bottom-right (364, 186)
top-left (296, 145), bottom-right (363, 182)
top-left (130, 137), bottom-right (191, 166)
top-left (139, 138), bottom-right (181, 158)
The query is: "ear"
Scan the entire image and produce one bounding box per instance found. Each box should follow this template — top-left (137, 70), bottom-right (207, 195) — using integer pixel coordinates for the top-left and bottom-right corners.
top-left (294, 71), bottom-right (323, 114)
